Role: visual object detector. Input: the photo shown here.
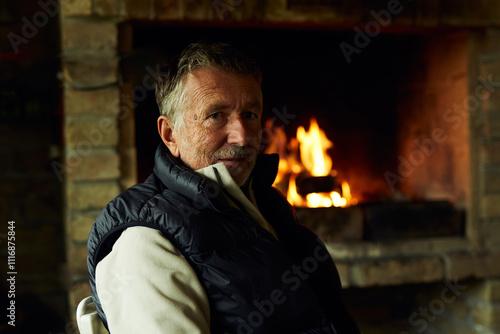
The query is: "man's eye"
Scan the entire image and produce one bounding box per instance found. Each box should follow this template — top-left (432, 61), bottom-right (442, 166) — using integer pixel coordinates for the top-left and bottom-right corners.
top-left (209, 112), bottom-right (221, 119)
top-left (244, 112), bottom-right (258, 119)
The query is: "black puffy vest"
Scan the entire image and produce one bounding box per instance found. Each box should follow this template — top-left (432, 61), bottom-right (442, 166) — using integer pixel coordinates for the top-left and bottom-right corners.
top-left (87, 145), bottom-right (360, 334)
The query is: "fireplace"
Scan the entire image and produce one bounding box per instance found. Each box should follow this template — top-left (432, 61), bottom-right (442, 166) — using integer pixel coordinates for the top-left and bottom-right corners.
top-left (131, 24), bottom-right (470, 242)
top-left (59, 1), bottom-right (500, 332)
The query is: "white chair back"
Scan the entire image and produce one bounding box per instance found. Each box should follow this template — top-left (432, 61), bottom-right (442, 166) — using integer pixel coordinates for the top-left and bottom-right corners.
top-left (76, 296), bottom-right (109, 334)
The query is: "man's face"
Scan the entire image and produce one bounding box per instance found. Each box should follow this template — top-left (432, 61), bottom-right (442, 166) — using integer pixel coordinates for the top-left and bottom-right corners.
top-left (171, 68), bottom-right (263, 186)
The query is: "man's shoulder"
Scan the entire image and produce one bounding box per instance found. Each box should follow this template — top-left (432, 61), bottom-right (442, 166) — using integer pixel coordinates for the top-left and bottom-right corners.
top-left (123, 172), bottom-right (159, 194)
top-left (97, 174), bottom-right (166, 221)
top-left (120, 174), bottom-right (163, 200)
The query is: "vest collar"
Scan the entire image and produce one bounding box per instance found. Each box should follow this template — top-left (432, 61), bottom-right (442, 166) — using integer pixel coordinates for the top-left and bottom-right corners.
top-left (152, 144), bottom-right (280, 212)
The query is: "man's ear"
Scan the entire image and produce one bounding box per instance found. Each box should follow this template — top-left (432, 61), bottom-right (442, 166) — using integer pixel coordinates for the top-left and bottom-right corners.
top-left (158, 115), bottom-right (180, 157)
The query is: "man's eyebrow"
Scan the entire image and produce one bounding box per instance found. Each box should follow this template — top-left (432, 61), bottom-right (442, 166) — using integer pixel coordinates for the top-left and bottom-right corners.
top-left (204, 103), bottom-right (230, 114)
top-left (202, 101), bottom-right (262, 115)
top-left (245, 101), bottom-right (262, 110)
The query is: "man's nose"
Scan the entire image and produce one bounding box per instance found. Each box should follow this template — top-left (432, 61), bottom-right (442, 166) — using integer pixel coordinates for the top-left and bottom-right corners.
top-left (227, 117), bottom-right (250, 146)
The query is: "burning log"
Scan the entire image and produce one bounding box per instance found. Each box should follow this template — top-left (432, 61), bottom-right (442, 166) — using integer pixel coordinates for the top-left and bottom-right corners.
top-left (265, 117), bottom-right (357, 208)
top-left (295, 173), bottom-right (336, 196)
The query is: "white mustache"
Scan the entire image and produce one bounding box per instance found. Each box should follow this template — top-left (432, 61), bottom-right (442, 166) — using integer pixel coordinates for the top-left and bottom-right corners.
top-left (214, 146), bottom-right (256, 160)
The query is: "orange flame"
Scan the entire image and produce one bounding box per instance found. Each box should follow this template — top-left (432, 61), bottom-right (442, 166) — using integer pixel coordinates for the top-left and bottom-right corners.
top-left (266, 117), bottom-right (356, 208)
top-left (297, 118), bottom-right (332, 177)
top-left (287, 174), bottom-right (304, 207)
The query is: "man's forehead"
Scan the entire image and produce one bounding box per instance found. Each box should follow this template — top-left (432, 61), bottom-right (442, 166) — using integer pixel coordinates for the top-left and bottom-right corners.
top-left (184, 69), bottom-right (262, 105)
top-left (186, 68), bottom-right (260, 88)
top-left (204, 100), bottom-right (263, 113)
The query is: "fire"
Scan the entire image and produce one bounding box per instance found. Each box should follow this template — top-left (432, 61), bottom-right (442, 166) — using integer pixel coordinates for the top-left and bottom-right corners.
top-left (305, 182), bottom-right (356, 208)
top-left (266, 118), bottom-right (356, 208)
top-left (306, 193), bottom-right (333, 208)
top-left (287, 174), bottom-right (304, 207)
top-left (297, 118), bottom-right (332, 177)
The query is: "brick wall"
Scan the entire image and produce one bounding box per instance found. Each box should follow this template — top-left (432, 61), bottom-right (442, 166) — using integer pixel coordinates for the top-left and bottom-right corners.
top-left (0, 0), bottom-right (67, 332)
top-left (396, 30), bottom-right (470, 206)
top-left (60, 8), bottom-right (122, 327)
top-left (58, 0), bottom-right (500, 332)
top-left (477, 29), bottom-right (500, 254)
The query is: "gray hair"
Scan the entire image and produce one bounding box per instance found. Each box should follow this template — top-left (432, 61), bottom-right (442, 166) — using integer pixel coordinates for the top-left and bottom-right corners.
top-left (155, 41), bottom-right (263, 130)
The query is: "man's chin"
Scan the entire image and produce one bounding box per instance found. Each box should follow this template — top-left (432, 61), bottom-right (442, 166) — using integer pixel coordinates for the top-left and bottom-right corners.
top-left (227, 168), bottom-right (246, 187)
top-left (224, 165), bottom-right (253, 187)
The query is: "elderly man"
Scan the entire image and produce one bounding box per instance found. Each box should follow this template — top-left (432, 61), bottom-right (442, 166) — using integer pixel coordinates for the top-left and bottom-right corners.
top-left (87, 42), bottom-right (360, 334)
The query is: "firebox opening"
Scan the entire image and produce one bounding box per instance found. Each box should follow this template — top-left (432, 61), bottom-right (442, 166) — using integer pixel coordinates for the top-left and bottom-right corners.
top-left (129, 23), bottom-right (470, 241)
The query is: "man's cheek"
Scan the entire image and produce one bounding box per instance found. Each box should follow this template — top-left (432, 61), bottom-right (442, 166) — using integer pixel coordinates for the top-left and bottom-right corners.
top-left (250, 134), bottom-right (262, 151)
